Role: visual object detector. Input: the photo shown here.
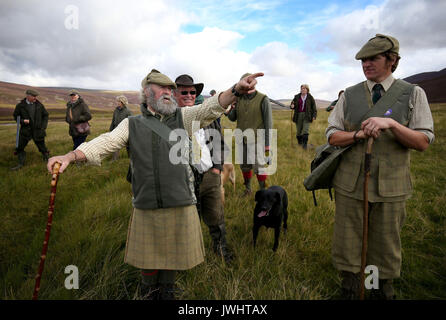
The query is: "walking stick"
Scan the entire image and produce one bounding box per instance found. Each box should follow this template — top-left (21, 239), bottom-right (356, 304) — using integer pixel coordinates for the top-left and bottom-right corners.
top-left (359, 137), bottom-right (374, 300)
top-left (32, 162), bottom-right (61, 300)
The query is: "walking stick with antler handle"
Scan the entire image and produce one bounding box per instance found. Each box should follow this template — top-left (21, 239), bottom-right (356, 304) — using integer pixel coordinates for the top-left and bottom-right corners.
top-left (359, 137), bottom-right (374, 300)
top-left (32, 162), bottom-right (61, 300)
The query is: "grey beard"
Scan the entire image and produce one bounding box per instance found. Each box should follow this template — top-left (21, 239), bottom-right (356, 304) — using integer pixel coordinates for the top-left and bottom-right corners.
top-left (148, 92), bottom-right (178, 116)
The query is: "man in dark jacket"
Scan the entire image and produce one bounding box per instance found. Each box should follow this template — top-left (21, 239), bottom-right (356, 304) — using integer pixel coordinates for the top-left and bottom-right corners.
top-left (66, 89), bottom-right (92, 150)
top-left (11, 89), bottom-right (50, 170)
top-left (174, 74), bottom-right (234, 264)
top-left (290, 84), bottom-right (317, 149)
top-left (110, 95), bottom-right (132, 160)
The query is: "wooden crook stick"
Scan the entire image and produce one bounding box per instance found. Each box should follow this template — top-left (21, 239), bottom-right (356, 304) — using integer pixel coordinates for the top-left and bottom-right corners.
top-left (32, 162), bottom-right (61, 300)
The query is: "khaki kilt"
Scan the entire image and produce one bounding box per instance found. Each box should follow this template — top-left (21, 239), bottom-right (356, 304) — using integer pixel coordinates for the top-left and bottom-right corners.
top-left (332, 192), bottom-right (407, 279)
top-left (124, 205), bottom-right (205, 270)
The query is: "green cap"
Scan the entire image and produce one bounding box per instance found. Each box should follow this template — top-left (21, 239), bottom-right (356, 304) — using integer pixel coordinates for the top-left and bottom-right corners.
top-left (355, 34), bottom-right (400, 60)
top-left (141, 69), bottom-right (176, 89)
top-left (25, 89), bottom-right (39, 96)
top-left (69, 89), bottom-right (80, 96)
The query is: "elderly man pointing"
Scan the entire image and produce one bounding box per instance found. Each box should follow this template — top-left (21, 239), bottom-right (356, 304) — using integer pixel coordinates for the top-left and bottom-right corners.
top-left (47, 69), bottom-right (263, 300)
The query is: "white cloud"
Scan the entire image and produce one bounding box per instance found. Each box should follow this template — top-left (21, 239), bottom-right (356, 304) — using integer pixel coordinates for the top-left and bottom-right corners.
top-left (0, 0), bottom-right (445, 102)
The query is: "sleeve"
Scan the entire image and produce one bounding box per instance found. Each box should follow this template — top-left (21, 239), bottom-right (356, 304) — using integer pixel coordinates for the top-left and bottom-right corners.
top-left (79, 102), bottom-right (92, 122)
top-left (77, 118), bottom-right (129, 166)
top-left (65, 106), bottom-right (71, 124)
top-left (312, 96), bottom-right (317, 119)
top-left (41, 103), bottom-right (49, 129)
top-left (325, 93), bottom-right (346, 140)
top-left (226, 106), bottom-right (237, 121)
top-left (181, 94), bottom-right (227, 136)
top-left (408, 86), bottom-right (435, 144)
top-left (261, 96), bottom-right (273, 147)
top-left (13, 104), bottom-right (20, 121)
top-left (109, 110), bottom-right (116, 131)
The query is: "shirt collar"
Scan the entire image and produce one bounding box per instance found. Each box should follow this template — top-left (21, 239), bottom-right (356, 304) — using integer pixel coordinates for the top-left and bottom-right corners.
top-left (366, 74), bottom-right (395, 93)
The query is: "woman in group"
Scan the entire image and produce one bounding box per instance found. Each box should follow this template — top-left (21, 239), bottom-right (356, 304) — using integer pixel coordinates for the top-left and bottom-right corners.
top-left (290, 84), bottom-right (317, 150)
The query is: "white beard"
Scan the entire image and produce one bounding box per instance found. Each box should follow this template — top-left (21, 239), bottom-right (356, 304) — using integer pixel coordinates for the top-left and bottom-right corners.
top-left (148, 91), bottom-right (178, 116)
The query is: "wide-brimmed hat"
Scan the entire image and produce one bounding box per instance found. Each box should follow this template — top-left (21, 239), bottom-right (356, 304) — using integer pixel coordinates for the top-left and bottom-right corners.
top-left (141, 69), bottom-right (176, 89)
top-left (25, 89), bottom-right (39, 97)
top-left (355, 34), bottom-right (400, 60)
top-left (174, 74), bottom-right (204, 96)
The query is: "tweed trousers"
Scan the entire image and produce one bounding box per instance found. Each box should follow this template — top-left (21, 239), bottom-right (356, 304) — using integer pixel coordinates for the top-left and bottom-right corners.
top-left (199, 170), bottom-right (224, 227)
top-left (295, 112), bottom-right (310, 136)
top-left (332, 192), bottom-right (407, 279)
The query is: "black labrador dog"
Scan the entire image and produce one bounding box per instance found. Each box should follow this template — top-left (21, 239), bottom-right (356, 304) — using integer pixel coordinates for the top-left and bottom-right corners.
top-left (253, 186), bottom-right (288, 251)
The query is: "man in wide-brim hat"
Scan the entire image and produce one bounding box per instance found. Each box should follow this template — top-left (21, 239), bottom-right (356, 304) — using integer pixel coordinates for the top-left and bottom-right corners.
top-left (47, 69), bottom-right (264, 300)
top-left (173, 74), bottom-right (234, 265)
top-left (325, 34), bottom-right (434, 299)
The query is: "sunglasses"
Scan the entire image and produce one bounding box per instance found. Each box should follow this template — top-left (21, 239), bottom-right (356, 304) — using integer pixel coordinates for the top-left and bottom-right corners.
top-left (180, 90), bottom-right (196, 96)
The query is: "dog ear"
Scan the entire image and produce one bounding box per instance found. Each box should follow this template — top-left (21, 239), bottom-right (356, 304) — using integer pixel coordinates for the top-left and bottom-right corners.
top-left (274, 191), bottom-right (282, 203)
top-left (255, 190), bottom-right (264, 202)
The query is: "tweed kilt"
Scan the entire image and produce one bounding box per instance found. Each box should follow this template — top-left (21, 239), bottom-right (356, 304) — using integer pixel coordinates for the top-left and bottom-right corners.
top-left (332, 192), bottom-right (406, 279)
top-left (124, 205), bottom-right (205, 270)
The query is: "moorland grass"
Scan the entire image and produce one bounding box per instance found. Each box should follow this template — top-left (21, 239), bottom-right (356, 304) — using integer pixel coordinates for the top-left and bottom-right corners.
top-left (0, 105), bottom-right (444, 300)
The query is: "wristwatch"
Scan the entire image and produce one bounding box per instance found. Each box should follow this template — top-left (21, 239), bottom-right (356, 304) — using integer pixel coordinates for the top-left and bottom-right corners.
top-left (231, 84), bottom-right (242, 97)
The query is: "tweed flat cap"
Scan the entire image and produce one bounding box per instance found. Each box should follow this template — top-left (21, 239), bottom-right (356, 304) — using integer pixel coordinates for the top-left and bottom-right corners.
top-left (69, 89), bottom-right (80, 96)
top-left (141, 69), bottom-right (176, 89)
top-left (175, 74), bottom-right (204, 96)
top-left (25, 89), bottom-right (39, 96)
top-left (355, 34), bottom-right (400, 60)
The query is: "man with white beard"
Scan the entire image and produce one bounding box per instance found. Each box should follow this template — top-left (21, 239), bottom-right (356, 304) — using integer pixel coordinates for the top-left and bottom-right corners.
top-left (47, 69), bottom-right (263, 300)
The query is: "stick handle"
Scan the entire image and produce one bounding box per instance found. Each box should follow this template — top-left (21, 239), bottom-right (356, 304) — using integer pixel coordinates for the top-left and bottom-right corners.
top-left (32, 161), bottom-right (61, 300)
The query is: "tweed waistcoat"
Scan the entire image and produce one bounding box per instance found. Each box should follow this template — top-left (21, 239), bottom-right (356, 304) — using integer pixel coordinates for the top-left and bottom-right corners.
top-left (333, 79), bottom-right (415, 202)
top-left (236, 91), bottom-right (266, 131)
top-left (128, 109), bottom-right (196, 209)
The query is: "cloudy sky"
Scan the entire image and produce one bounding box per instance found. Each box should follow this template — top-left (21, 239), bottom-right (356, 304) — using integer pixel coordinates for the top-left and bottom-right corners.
top-left (1, 0), bottom-right (445, 100)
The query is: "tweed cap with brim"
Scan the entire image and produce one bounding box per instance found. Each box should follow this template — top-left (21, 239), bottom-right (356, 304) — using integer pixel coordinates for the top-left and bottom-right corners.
top-left (355, 34), bottom-right (400, 60)
top-left (69, 89), bottom-right (80, 96)
top-left (141, 69), bottom-right (176, 89)
top-left (25, 89), bottom-right (39, 96)
top-left (175, 74), bottom-right (204, 96)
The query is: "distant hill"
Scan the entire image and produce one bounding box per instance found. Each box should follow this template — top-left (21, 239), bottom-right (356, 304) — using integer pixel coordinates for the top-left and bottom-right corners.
top-left (0, 80), bottom-right (140, 113)
top-left (403, 68), bottom-right (446, 103)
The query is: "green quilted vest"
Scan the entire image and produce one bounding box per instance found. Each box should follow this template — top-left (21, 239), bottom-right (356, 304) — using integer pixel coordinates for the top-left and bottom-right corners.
top-left (128, 107), bottom-right (196, 209)
top-left (236, 91), bottom-right (266, 132)
top-left (333, 79), bottom-right (415, 202)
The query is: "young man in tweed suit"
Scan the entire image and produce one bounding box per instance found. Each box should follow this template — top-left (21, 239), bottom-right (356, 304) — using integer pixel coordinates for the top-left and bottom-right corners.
top-left (47, 69), bottom-right (263, 300)
top-left (326, 34), bottom-right (434, 299)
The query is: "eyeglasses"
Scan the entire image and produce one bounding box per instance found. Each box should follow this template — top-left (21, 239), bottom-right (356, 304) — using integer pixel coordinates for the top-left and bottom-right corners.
top-left (180, 90), bottom-right (196, 96)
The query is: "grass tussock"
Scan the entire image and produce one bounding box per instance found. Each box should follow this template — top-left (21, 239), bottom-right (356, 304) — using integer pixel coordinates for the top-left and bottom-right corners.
top-left (0, 105), bottom-right (445, 300)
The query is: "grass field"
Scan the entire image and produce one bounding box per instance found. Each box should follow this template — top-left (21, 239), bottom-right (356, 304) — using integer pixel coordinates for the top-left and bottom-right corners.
top-left (0, 104), bottom-right (444, 300)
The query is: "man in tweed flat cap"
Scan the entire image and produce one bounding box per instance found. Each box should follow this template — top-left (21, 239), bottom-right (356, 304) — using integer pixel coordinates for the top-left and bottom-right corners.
top-left (12, 89), bottom-right (50, 170)
top-left (47, 69), bottom-right (263, 300)
top-left (326, 34), bottom-right (434, 299)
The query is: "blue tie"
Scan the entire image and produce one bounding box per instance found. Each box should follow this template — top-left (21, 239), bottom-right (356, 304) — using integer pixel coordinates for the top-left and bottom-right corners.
top-left (372, 84), bottom-right (383, 105)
